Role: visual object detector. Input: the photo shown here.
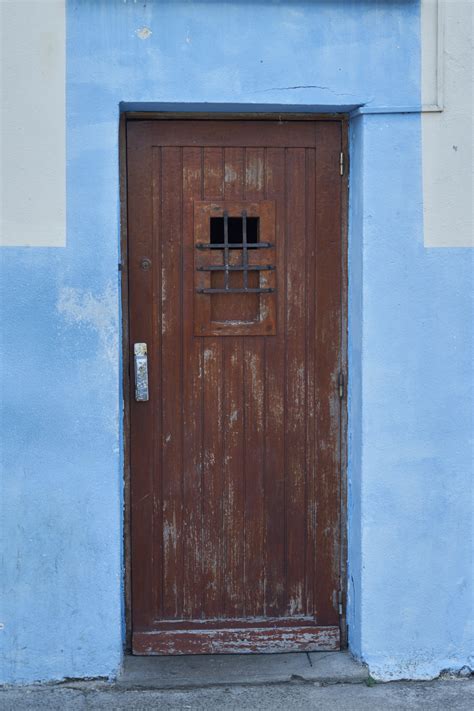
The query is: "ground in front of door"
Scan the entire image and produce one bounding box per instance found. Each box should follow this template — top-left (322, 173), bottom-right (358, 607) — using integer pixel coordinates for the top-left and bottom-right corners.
top-left (1, 679), bottom-right (473, 710)
top-left (1, 653), bottom-right (473, 710)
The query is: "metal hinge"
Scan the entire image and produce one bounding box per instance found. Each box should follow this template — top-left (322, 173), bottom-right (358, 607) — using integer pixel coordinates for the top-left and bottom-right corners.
top-left (338, 371), bottom-right (345, 399)
top-left (339, 152), bottom-right (344, 176)
top-left (338, 589), bottom-right (343, 616)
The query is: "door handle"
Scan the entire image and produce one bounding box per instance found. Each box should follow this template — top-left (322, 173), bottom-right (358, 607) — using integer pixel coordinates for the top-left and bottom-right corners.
top-left (134, 343), bottom-right (149, 401)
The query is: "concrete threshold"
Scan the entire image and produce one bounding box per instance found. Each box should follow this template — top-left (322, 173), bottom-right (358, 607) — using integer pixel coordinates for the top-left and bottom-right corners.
top-left (118, 651), bottom-right (368, 690)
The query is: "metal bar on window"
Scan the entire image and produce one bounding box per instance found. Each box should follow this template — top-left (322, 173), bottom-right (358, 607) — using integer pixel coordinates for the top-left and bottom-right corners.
top-left (196, 242), bottom-right (272, 250)
top-left (197, 264), bottom-right (275, 272)
top-left (223, 209), bottom-right (229, 290)
top-left (242, 209), bottom-right (248, 290)
top-left (197, 287), bottom-right (275, 294)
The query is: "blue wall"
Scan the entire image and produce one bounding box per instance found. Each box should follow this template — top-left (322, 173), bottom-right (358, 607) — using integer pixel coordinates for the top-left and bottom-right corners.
top-left (1, 0), bottom-right (472, 683)
top-left (347, 113), bottom-right (474, 678)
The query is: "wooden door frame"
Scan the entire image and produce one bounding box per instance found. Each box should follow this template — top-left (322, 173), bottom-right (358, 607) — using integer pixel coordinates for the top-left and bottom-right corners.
top-left (120, 111), bottom-right (349, 654)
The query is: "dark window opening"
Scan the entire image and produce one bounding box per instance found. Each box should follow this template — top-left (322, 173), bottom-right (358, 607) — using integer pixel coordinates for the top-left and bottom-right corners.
top-left (210, 216), bottom-right (259, 247)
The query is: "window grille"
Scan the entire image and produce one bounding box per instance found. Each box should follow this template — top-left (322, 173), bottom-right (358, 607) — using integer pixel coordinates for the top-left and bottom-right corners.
top-left (196, 210), bottom-right (275, 294)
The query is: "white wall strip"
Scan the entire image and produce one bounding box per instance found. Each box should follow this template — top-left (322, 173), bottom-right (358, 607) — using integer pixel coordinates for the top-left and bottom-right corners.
top-left (422, 0), bottom-right (473, 247)
top-left (421, 0), bottom-right (444, 111)
top-left (0, 0), bottom-right (66, 247)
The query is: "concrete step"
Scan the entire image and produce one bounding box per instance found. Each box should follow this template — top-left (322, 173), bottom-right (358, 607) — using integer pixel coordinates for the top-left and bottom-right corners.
top-left (118, 651), bottom-right (368, 689)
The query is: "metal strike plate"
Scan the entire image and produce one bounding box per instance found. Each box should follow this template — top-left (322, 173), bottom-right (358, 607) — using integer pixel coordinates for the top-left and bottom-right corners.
top-left (134, 343), bottom-right (149, 402)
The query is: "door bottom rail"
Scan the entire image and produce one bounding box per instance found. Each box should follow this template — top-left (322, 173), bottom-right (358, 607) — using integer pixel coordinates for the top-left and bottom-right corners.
top-left (133, 624), bottom-right (340, 655)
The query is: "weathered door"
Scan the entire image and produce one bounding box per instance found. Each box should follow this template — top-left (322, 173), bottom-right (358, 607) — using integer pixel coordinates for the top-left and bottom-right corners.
top-left (127, 120), bottom-right (344, 654)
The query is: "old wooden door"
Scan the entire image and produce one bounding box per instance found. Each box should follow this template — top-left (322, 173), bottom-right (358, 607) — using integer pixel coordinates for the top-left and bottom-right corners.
top-left (127, 119), bottom-right (345, 654)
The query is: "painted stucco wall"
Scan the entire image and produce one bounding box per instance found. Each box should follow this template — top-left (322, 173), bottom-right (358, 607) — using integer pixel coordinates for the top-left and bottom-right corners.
top-left (0, 0), bottom-right (472, 684)
top-left (348, 111), bottom-right (473, 679)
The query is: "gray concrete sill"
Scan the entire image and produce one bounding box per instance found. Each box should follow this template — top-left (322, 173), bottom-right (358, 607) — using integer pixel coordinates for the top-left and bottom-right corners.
top-left (117, 650), bottom-right (368, 689)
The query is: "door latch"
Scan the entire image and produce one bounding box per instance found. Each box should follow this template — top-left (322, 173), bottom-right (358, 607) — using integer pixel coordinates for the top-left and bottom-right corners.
top-left (134, 343), bottom-right (149, 402)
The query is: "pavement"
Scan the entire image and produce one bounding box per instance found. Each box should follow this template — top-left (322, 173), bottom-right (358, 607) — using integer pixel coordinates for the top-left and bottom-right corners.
top-left (0, 652), bottom-right (473, 710)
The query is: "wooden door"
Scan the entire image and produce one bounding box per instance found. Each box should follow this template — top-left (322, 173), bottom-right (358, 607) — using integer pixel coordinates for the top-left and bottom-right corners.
top-left (127, 119), bottom-right (345, 654)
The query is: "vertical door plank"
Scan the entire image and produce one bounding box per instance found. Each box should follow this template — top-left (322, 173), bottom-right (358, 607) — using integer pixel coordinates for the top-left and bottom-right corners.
top-left (203, 147), bottom-right (224, 200)
top-left (128, 129), bottom-right (156, 630)
top-left (304, 148), bottom-right (317, 616)
top-left (212, 147), bottom-right (252, 323)
top-left (314, 123), bottom-right (342, 625)
top-left (161, 147), bottom-right (184, 618)
top-left (182, 147), bottom-right (203, 619)
top-left (201, 148), bottom-right (224, 617)
top-left (285, 148), bottom-right (307, 615)
top-left (263, 147), bottom-right (286, 616)
top-left (151, 147), bottom-right (164, 621)
top-left (244, 147), bottom-right (266, 616)
top-left (222, 147), bottom-right (245, 617)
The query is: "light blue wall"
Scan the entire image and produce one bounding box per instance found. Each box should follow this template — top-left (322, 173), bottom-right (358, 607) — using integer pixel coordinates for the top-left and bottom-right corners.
top-left (1, 0), bottom-right (472, 684)
top-left (347, 113), bottom-right (474, 678)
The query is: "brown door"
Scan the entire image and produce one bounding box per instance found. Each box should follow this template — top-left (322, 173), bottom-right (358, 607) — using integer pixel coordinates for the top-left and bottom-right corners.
top-left (127, 119), bottom-right (344, 654)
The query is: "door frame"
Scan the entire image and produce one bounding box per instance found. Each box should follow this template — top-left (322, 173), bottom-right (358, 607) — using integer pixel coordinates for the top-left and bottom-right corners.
top-left (119, 111), bottom-right (349, 654)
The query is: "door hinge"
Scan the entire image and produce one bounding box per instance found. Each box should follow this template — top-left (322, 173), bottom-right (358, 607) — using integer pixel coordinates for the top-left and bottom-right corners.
top-left (338, 589), bottom-right (343, 616)
top-left (339, 152), bottom-right (345, 176)
top-left (338, 371), bottom-right (345, 399)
